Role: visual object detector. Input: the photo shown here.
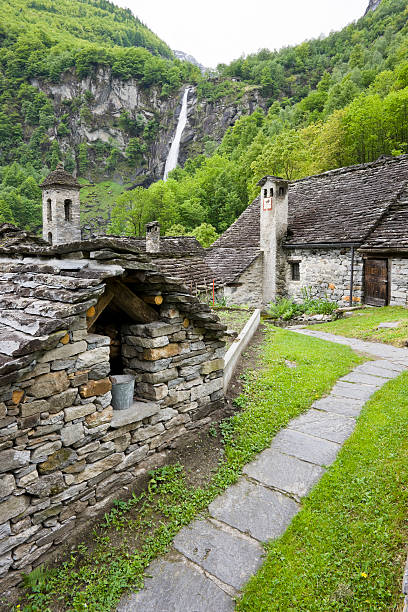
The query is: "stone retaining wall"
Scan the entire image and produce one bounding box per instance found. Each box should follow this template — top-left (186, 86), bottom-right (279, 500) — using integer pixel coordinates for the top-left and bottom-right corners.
top-left (0, 308), bottom-right (225, 592)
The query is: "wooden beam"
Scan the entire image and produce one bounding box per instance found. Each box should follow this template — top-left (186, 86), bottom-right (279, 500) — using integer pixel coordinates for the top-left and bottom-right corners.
top-left (87, 287), bottom-right (115, 330)
top-left (142, 295), bottom-right (163, 306)
top-left (111, 280), bottom-right (159, 323)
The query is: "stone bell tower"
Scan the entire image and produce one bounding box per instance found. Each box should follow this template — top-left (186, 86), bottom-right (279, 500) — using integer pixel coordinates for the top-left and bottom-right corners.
top-left (258, 175), bottom-right (289, 304)
top-left (40, 163), bottom-right (82, 245)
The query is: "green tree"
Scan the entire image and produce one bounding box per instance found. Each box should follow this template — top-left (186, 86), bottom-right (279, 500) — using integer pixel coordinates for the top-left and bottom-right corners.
top-left (189, 223), bottom-right (219, 247)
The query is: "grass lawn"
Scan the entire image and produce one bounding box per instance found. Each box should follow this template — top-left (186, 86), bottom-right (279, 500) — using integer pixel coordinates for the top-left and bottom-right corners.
top-left (309, 306), bottom-right (408, 347)
top-left (215, 308), bottom-right (253, 348)
top-left (238, 371), bottom-right (408, 612)
top-left (19, 328), bottom-right (362, 611)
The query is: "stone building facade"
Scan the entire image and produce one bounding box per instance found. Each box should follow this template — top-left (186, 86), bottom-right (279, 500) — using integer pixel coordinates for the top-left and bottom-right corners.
top-left (0, 228), bottom-right (225, 595)
top-left (205, 155), bottom-right (408, 308)
top-left (40, 164), bottom-right (81, 245)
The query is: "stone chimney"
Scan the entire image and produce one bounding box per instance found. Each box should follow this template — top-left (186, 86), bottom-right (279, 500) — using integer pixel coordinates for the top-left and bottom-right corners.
top-left (257, 176), bottom-right (289, 304)
top-left (40, 163), bottom-right (81, 246)
top-left (146, 221), bottom-right (160, 253)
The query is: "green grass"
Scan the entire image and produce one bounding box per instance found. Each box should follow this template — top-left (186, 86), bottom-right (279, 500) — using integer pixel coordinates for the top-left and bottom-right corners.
top-left (309, 306), bottom-right (408, 347)
top-left (237, 371), bottom-right (408, 612)
top-left (18, 328), bottom-right (362, 611)
top-left (80, 180), bottom-right (128, 228)
top-left (215, 308), bottom-right (253, 347)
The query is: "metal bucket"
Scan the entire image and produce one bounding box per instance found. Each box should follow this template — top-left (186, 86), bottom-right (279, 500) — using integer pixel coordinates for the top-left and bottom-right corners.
top-left (110, 374), bottom-right (135, 411)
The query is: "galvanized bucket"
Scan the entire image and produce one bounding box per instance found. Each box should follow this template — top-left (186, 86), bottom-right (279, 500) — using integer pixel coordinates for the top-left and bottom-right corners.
top-left (110, 374), bottom-right (135, 411)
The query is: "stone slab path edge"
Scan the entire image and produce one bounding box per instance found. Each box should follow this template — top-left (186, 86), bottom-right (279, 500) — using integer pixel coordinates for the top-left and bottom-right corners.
top-left (117, 330), bottom-right (408, 612)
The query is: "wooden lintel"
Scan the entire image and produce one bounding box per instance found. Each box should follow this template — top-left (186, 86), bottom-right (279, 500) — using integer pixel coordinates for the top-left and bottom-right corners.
top-left (87, 287), bottom-right (115, 329)
top-left (111, 280), bottom-right (159, 323)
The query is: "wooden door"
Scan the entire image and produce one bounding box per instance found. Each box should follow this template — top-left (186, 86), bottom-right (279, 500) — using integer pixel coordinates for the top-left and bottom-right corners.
top-left (364, 259), bottom-right (389, 306)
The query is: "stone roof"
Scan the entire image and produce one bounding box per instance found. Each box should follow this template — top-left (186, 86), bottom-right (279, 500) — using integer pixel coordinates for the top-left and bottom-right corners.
top-left (40, 163), bottom-right (81, 189)
top-left (0, 238), bottom-right (225, 387)
top-left (360, 190), bottom-right (408, 250)
top-left (206, 155), bottom-right (408, 285)
top-left (287, 155), bottom-right (408, 245)
top-left (205, 197), bottom-right (260, 285)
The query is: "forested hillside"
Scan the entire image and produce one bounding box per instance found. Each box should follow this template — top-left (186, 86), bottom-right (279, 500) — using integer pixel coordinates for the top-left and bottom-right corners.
top-left (1, 0), bottom-right (408, 244)
top-left (110, 0), bottom-right (408, 241)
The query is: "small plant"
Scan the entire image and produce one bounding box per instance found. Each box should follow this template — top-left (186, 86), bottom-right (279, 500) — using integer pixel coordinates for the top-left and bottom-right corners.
top-left (213, 294), bottom-right (229, 307)
top-left (268, 288), bottom-right (337, 321)
top-left (208, 424), bottom-right (217, 438)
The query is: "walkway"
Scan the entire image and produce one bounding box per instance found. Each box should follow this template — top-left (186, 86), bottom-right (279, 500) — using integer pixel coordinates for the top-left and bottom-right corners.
top-left (117, 331), bottom-right (408, 612)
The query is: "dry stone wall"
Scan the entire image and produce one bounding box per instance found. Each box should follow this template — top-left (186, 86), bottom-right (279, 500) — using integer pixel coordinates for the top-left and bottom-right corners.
top-left (284, 248), bottom-right (364, 305)
top-left (0, 307), bottom-right (225, 592)
top-left (390, 258), bottom-right (408, 306)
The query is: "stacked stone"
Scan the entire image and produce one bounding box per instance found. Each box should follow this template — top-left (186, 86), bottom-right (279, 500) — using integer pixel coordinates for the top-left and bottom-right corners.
top-left (390, 259), bottom-right (408, 306)
top-left (120, 304), bottom-right (225, 451)
top-left (0, 308), bottom-right (226, 595)
top-left (285, 248), bottom-right (364, 305)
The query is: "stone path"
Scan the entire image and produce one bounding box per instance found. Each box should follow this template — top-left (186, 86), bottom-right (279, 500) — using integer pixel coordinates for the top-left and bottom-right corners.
top-left (117, 331), bottom-right (408, 612)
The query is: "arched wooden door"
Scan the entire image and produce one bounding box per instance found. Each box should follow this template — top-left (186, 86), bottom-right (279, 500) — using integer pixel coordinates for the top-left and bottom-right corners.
top-left (364, 258), bottom-right (389, 306)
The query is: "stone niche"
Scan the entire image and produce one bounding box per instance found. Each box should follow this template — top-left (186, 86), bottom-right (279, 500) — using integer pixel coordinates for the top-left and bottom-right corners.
top-left (0, 304), bottom-right (225, 593)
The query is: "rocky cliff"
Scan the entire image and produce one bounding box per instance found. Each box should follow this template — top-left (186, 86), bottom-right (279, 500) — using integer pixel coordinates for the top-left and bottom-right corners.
top-left (32, 68), bottom-right (266, 188)
top-left (365, 0), bottom-right (382, 15)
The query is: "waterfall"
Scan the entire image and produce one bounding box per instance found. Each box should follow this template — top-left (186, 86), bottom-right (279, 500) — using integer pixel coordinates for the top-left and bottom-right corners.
top-left (163, 87), bottom-right (190, 181)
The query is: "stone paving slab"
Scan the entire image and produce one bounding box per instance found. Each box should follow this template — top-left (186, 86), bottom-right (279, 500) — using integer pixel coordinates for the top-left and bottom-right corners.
top-left (288, 408), bottom-right (356, 444)
top-left (270, 429), bottom-right (340, 466)
top-left (208, 478), bottom-right (299, 542)
top-left (340, 371), bottom-right (384, 386)
top-left (312, 396), bottom-right (364, 418)
top-left (357, 363), bottom-right (400, 378)
top-left (117, 554), bottom-right (235, 612)
top-left (295, 330), bottom-right (408, 361)
top-left (367, 359), bottom-right (407, 372)
top-left (173, 519), bottom-right (263, 590)
top-left (243, 448), bottom-right (325, 498)
top-left (331, 381), bottom-right (376, 401)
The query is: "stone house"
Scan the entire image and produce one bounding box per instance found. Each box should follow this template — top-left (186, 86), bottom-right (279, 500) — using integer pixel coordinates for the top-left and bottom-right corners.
top-left (0, 170), bottom-right (226, 592)
top-left (206, 154), bottom-right (408, 307)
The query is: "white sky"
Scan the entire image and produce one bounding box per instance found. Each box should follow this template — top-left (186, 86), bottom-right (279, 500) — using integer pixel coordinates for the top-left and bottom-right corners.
top-left (114, 0), bottom-right (370, 68)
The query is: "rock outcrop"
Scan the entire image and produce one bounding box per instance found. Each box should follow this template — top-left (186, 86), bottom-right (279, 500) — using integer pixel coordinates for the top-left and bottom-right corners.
top-left (365, 0), bottom-right (382, 15)
top-left (32, 68), bottom-right (267, 187)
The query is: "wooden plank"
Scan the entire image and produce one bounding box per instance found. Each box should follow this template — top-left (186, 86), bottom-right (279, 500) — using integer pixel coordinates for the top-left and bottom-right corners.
top-left (111, 280), bottom-right (159, 323)
top-left (87, 287), bottom-right (114, 329)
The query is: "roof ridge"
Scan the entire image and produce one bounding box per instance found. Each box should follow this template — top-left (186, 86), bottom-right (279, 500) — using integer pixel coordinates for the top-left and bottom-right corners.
top-left (292, 154), bottom-right (408, 185)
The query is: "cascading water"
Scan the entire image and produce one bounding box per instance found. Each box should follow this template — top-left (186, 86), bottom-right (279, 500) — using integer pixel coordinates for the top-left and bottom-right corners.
top-left (163, 87), bottom-right (190, 181)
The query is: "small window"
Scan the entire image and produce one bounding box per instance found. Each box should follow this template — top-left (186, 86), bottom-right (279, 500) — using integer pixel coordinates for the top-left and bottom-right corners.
top-left (263, 188), bottom-right (268, 198)
top-left (270, 187), bottom-right (274, 197)
top-left (47, 198), bottom-right (52, 221)
top-left (48, 232), bottom-right (53, 244)
top-left (64, 199), bottom-right (72, 221)
top-left (291, 262), bottom-right (300, 281)
top-left (279, 186), bottom-right (286, 197)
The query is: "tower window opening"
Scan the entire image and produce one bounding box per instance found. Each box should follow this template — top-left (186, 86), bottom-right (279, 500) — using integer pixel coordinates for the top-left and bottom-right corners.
top-left (263, 189), bottom-right (268, 198)
top-left (48, 232), bottom-right (53, 244)
top-left (270, 188), bottom-right (274, 197)
top-left (64, 199), bottom-right (72, 221)
top-left (47, 199), bottom-right (52, 221)
top-left (279, 186), bottom-right (285, 197)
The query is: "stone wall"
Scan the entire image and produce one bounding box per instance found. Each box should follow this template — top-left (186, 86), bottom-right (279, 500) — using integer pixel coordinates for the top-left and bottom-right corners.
top-left (223, 256), bottom-right (263, 306)
top-left (284, 248), bottom-right (364, 305)
top-left (390, 258), bottom-right (408, 306)
top-left (42, 186), bottom-right (81, 245)
top-left (0, 307), bottom-right (224, 591)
